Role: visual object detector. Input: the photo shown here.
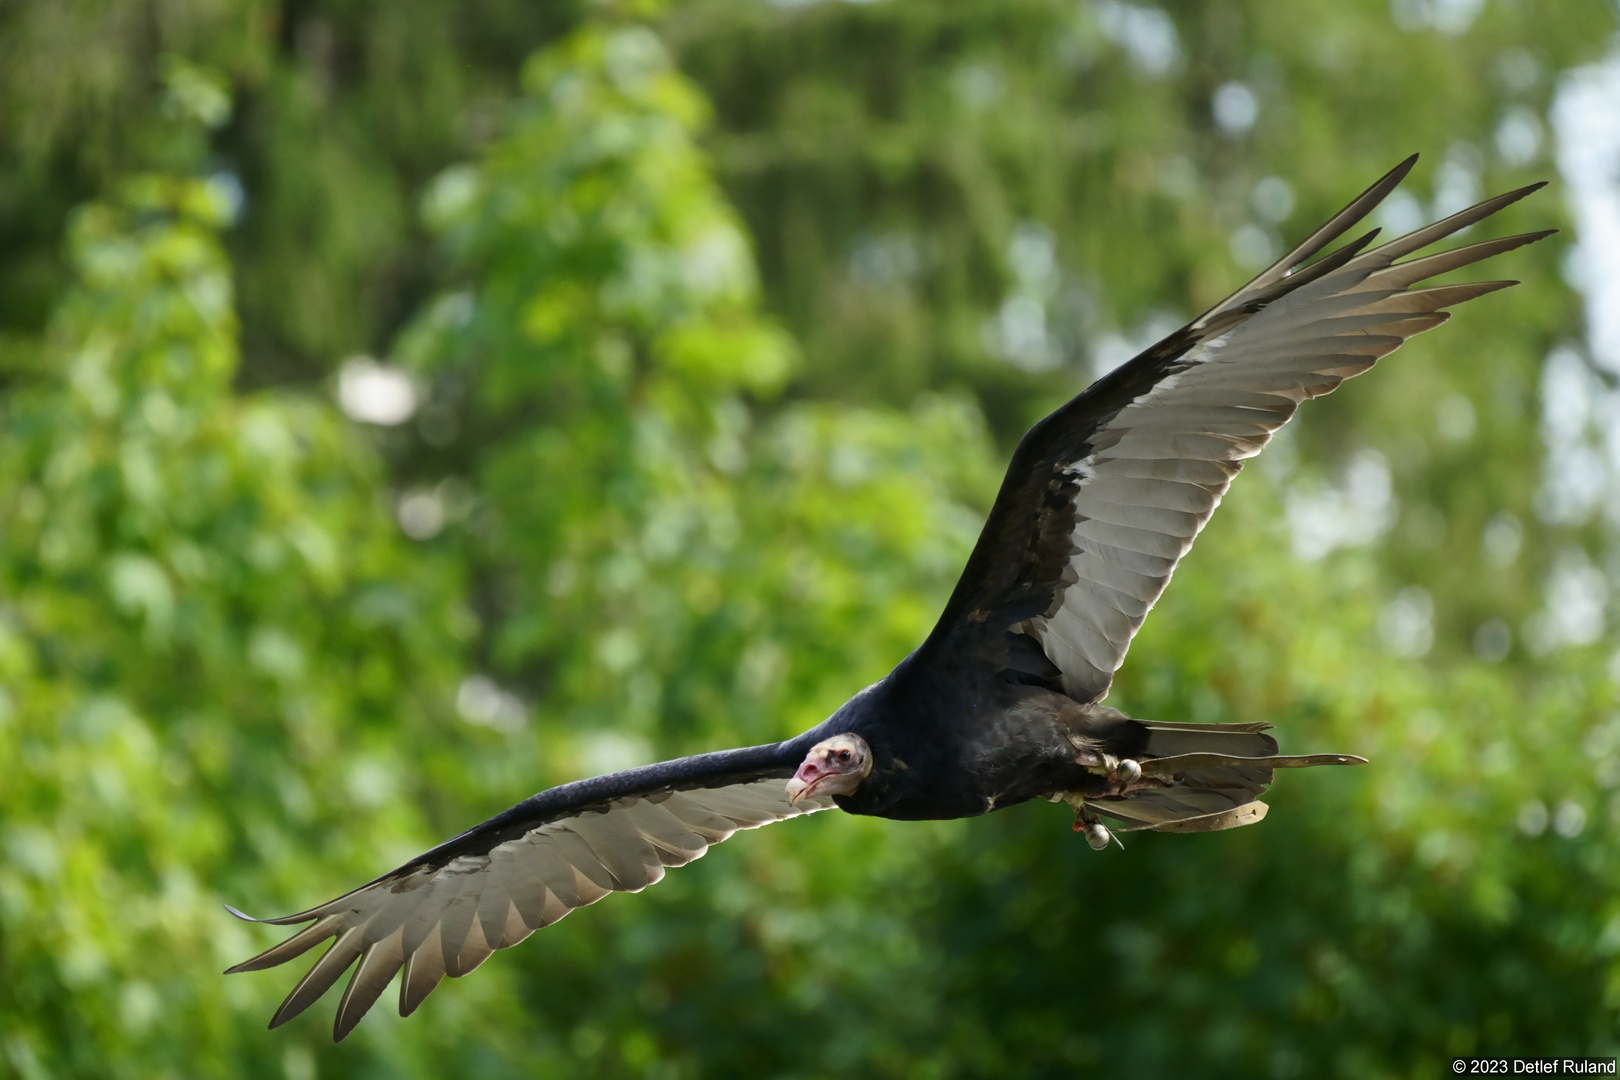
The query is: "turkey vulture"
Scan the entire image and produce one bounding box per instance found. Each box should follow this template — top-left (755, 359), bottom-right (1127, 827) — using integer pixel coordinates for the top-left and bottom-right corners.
top-left (228, 156), bottom-right (1549, 1039)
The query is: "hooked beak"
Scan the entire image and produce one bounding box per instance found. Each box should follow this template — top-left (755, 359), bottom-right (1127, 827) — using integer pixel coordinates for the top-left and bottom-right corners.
top-left (786, 759), bottom-right (830, 806)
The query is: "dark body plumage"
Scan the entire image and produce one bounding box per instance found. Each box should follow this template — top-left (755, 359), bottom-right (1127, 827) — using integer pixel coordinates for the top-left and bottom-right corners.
top-left (811, 655), bottom-right (1130, 820)
top-left (227, 156), bottom-right (1550, 1041)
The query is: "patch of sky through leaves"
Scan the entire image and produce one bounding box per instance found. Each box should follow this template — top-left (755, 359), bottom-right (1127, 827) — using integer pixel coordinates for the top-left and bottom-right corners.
top-left (1094, 1), bottom-right (1180, 78)
top-left (1521, 46), bottom-right (1620, 657)
top-left (1285, 448), bottom-right (1396, 562)
top-left (982, 223), bottom-right (1100, 373)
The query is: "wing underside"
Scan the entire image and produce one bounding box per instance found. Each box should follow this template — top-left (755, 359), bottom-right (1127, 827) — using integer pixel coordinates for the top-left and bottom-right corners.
top-left (927, 157), bottom-right (1549, 703)
top-left (227, 773), bottom-right (833, 1040)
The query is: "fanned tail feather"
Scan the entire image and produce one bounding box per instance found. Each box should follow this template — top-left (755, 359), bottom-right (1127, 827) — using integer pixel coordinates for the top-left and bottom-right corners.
top-left (1091, 720), bottom-right (1365, 834)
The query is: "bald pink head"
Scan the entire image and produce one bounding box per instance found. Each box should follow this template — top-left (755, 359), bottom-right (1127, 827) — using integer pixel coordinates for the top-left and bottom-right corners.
top-left (786, 734), bottom-right (872, 805)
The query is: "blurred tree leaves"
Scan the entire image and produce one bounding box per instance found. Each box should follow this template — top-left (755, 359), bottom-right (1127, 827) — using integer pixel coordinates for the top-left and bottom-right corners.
top-left (0, 167), bottom-right (475, 1073)
top-left (3, 2), bottom-right (1620, 1078)
top-left (394, 23), bottom-right (992, 764)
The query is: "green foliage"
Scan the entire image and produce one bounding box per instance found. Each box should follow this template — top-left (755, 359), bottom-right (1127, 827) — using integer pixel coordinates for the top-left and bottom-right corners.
top-left (397, 24), bottom-right (991, 761)
top-left (3, 2), bottom-right (1620, 1078)
top-left (0, 170), bottom-right (470, 1075)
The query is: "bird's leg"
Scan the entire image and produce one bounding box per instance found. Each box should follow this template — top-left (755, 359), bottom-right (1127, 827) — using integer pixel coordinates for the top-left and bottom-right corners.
top-left (1074, 748), bottom-right (1151, 796)
top-left (1076, 808), bottom-right (1116, 850)
top-left (1056, 793), bottom-right (1118, 850)
top-left (1076, 811), bottom-right (1112, 850)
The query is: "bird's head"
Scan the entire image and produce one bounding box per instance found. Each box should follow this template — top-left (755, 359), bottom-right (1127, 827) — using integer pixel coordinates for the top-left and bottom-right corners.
top-left (786, 734), bottom-right (873, 806)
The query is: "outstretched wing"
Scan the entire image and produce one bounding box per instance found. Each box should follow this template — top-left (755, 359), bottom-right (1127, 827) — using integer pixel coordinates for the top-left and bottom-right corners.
top-left (226, 743), bottom-right (833, 1041)
top-left (919, 155), bottom-right (1550, 702)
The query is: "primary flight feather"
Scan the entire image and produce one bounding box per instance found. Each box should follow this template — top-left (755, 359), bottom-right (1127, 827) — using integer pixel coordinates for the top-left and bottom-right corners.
top-left (227, 156), bottom-right (1550, 1040)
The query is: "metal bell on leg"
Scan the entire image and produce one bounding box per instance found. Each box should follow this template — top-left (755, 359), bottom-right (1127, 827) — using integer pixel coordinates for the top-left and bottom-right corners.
top-left (1082, 819), bottom-right (1112, 850)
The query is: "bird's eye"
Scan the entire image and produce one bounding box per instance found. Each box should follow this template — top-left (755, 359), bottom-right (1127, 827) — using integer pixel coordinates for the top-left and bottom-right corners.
top-left (838, 749), bottom-right (852, 763)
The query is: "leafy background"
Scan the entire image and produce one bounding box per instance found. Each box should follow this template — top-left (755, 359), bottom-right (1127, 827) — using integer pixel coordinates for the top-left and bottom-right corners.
top-left (3, 0), bottom-right (1618, 1076)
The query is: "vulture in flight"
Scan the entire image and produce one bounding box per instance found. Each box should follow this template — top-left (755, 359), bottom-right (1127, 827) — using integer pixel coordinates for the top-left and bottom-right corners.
top-left (228, 156), bottom-right (1549, 1039)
